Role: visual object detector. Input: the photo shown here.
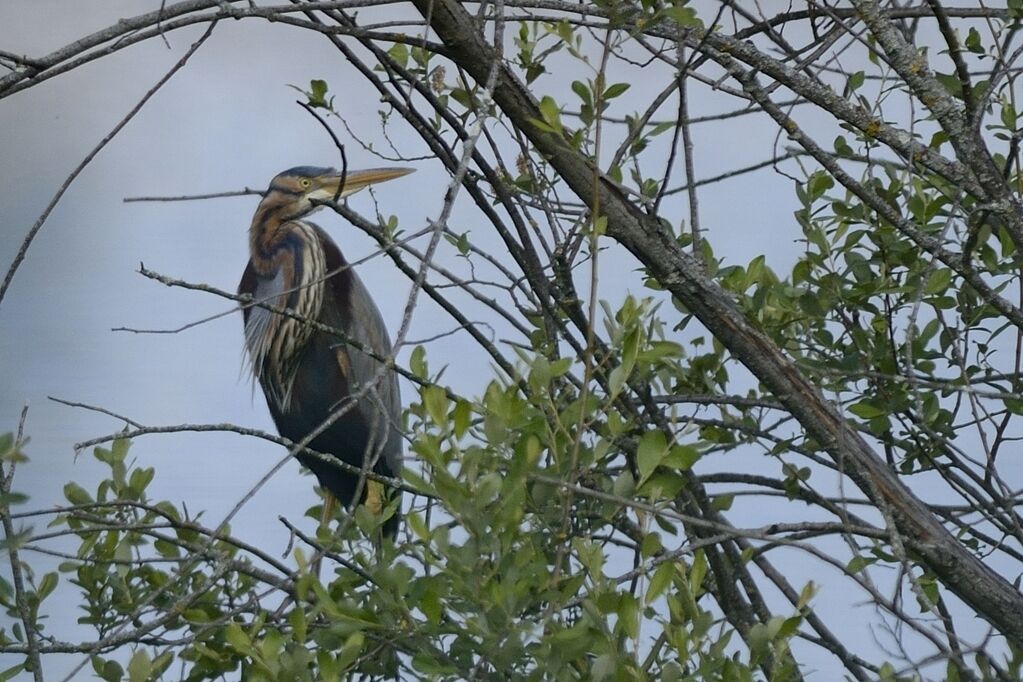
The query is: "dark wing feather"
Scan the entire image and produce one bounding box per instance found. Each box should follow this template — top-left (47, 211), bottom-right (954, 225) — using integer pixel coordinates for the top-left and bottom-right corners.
top-left (316, 227), bottom-right (403, 482)
top-left (238, 260), bottom-right (257, 326)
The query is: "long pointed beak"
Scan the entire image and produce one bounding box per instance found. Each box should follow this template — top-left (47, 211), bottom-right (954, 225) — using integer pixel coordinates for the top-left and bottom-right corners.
top-left (320, 167), bottom-right (415, 200)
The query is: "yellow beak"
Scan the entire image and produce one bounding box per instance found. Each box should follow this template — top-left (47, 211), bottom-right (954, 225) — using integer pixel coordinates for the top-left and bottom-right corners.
top-left (317, 167), bottom-right (415, 200)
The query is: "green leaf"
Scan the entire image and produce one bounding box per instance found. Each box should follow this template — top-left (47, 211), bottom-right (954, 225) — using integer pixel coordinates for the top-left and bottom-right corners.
top-left (849, 401), bottom-right (886, 419)
top-left (711, 493), bottom-right (734, 511)
top-left (111, 438), bottom-right (130, 461)
top-left (114, 539), bottom-right (132, 577)
top-left (571, 80), bottom-right (591, 105)
top-left (607, 365), bottom-right (627, 399)
top-left (225, 623), bottom-right (251, 654)
top-left (538, 96), bottom-right (562, 132)
top-left (965, 27), bottom-right (983, 54)
top-left (847, 555), bottom-right (876, 573)
top-left (128, 467), bottom-right (155, 497)
top-left (934, 71), bottom-right (963, 98)
top-left (387, 43), bottom-right (409, 68)
top-left (36, 572), bottom-right (57, 602)
top-left (663, 444), bottom-right (701, 470)
top-left (337, 631), bottom-right (365, 670)
top-left (797, 581), bottom-right (817, 609)
top-left (410, 345), bottom-right (428, 379)
top-left (549, 357), bottom-right (573, 376)
top-left (149, 653), bottom-right (173, 681)
top-left (572, 537), bottom-right (605, 576)
top-left (0, 433), bottom-right (25, 464)
top-left (636, 431), bottom-right (669, 484)
top-left (288, 607), bottom-right (308, 644)
top-left (126, 650), bottom-right (151, 682)
top-left (617, 593), bottom-right (640, 638)
top-left (422, 385), bottom-right (449, 426)
top-left (924, 268), bottom-right (952, 295)
top-left (1004, 398), bottom-right (1023, 415)
top-left (63, 482), bottom-right (92, 505)
top-left (663, 5), bottom-right (700, 28)
top-left (591, 654), bottom-right (615, 681)
top-left (412, 653), bottom-right (458, 675)
top-left (528, 357), bottom-right (553, 389)
top-left (847, 71), bottom-right (865, 92)
top-left (641, 531), bottom-right (662, 557)
top-left (806, 171), bottom-right (834, 202)
top-left (0, 528), bottom-right (30, 552)
top-left (0, 492), bottom-right (27, 506)
top-left (646, 561), bottom-right (675, 604)
top-left (918, 576), bottom-right (939, 611)
top-left (1001, 101), bottom-right (1017, 129)
top-left (603, 82), bottom-right (630, 100)
top-left (452, 399), bottom-right (472, 438)
top-left (613, 470), bottom-right (636, 499)
top-left (307, 79), bottom-right (331, 108)
top-left (182, 608), bottom-right (210, 623)
top-left (0, 664), bottom-right (25, 682)
top-left (688, 551), bottom-right (707, 597)
top-left (94, 657), bottom-right (124, 682)
top-left (620, 326), bottom-right (641, 375)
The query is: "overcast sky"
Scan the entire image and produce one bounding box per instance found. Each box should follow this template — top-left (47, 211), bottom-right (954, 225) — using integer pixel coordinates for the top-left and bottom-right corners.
top-left (2, 2), bottom-right (986, 678)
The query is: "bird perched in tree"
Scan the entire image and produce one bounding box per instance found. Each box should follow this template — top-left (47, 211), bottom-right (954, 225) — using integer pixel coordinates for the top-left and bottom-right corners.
top-left (239, 165), bottom-right (412, 537)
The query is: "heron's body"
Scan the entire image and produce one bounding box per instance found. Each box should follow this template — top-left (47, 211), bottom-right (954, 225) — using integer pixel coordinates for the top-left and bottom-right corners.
top-left (239, 166), bottom-right (410, 536)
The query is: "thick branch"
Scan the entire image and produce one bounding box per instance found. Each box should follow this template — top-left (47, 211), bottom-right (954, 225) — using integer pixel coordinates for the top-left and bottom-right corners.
top-left (409, 0), bottom-right (1023, 644)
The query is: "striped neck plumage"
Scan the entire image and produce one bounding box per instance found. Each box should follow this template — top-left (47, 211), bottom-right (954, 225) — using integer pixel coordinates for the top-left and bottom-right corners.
top-left (249, 201), bottom-right (293, 272)
top-left (244, 218), bottom-right (328, 411)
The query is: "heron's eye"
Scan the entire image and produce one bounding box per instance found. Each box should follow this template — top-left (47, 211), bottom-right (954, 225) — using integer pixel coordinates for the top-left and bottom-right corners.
top-left (299, 178), bottom-right (312, 189)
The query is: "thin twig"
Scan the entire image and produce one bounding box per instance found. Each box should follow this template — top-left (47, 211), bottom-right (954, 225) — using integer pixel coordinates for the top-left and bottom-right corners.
top-left (51, 404), bottom-right (422, 497)
top-left (0, 21), bottom-right (218, 311)
top-left (0, 406), bottom-right (41, 682)
top-left (297, 100), bottom-right (349, 203)
top-left (123, 188), bottom-right (263, 202)
top-left (277, 516), bottom-right (374, 582)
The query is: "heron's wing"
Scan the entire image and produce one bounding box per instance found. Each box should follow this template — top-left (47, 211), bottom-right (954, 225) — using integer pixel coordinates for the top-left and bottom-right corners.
top-left (317, 227), bottom-right (403, 479)
top-left (238, 261), bottom-right (257, 325)
top-left (238, 260), bottom-right (289, 394)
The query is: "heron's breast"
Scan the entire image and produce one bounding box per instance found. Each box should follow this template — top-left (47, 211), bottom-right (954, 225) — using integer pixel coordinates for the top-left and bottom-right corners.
top-left (245, 222), bottom-right (328, 410)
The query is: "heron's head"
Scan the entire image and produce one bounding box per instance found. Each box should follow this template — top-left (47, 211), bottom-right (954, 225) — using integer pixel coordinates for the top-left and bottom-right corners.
top-left (261, 166), bottom-right (414, 220)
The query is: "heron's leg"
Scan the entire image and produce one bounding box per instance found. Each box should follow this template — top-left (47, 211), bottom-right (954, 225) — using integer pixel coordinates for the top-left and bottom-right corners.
top-left (311, 492), bottom-right (336, 579)
top-left (320, 492), bottom-right (336, 528)
top-left (365, 481), bottom-right (388, 552)
top-left (364, 481), bottom-right (384, 518)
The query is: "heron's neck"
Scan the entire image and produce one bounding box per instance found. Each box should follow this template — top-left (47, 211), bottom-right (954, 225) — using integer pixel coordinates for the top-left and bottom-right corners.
top-left (249, 204), bottom-right (293, 274)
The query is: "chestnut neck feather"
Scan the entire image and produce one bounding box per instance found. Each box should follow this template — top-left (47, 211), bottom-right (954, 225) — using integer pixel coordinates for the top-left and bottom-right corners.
top-left (244, 211), bottom-right (328, 410)
top-left (249, 194), bottom-right (303, 273)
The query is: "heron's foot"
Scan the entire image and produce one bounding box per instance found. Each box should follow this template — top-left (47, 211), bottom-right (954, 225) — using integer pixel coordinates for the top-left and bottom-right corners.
top-left (365, 481), bottom-right (385, 517)
top-left (309, 493), bottom-right (337, 579)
